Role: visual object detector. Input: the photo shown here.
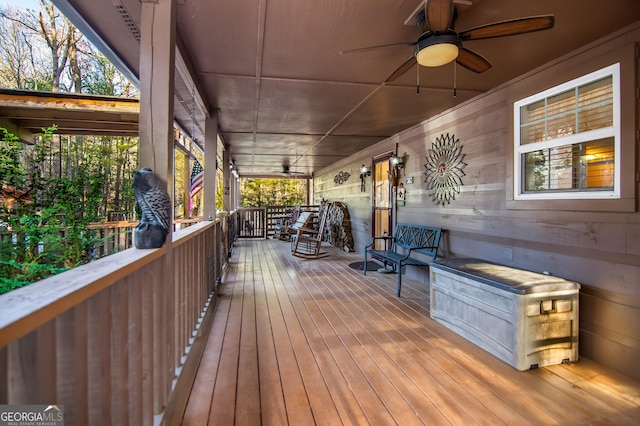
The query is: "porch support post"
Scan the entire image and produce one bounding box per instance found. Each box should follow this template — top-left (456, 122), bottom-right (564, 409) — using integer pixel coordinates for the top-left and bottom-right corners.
top-left (234, 173), bottom-right (240, 210)
top-left (139, 0), bottom-right (176, 192)
top-left (139, 0), bottom-right (176, 419)
top-left (231, 160), bottom-right (239, 210)
top-left (223, 148), bottom-right (231, 212)
top-left (203, 115), bottom-right (218, 219)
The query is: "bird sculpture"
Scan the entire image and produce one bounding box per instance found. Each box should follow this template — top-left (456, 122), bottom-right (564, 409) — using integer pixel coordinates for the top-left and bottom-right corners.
top-left (132, 167), bottom-right (172, 249)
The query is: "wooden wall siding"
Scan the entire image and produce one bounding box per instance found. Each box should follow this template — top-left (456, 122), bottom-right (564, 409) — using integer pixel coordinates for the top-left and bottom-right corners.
top-left (0, 220), bottom-right (222, 425)
top-left (313, 24), bottom-right (640, 381)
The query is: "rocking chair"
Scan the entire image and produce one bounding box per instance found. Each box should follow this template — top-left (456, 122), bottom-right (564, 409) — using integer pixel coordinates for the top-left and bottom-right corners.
top-left (274, 205), bottom-right (301, 240)
top-left (291, 210), bottom-right (329, 259)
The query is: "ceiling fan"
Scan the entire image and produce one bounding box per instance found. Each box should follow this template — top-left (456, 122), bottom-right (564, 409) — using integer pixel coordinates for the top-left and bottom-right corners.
top-left (340, 0), bottom-right (555, 82)
top-left (274, 164), bottom-right (306, 177)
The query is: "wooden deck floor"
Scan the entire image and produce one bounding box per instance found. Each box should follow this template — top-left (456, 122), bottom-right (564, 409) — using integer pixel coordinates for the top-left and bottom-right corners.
top-left (181, 238), bottom-right (640, 425)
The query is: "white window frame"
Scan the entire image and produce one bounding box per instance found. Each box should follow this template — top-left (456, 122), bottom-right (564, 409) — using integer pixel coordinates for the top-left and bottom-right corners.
top-left (513, 63), bottom-right (620, 200)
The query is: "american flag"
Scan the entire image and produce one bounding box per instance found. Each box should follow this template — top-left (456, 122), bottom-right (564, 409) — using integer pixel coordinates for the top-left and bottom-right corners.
top-left (189, 159), bottom-right (204, 198)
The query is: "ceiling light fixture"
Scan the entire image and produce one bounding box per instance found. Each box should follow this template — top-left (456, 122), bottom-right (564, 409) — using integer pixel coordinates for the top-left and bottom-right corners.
top-left (414, 34), bottom-right (461, 67)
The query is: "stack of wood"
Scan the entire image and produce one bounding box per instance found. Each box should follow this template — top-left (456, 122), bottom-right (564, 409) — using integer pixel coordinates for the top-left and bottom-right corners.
top-left (323, 201), bottom-right (354, 252)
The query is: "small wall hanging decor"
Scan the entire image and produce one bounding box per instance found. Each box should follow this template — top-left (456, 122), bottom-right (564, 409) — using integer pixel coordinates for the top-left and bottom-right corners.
top-left (423, 133), bottom-right (466, 205)
top-left (334, 171), bottom-right (350, 184)
top-left (396, 183), bottom-right (406, 207)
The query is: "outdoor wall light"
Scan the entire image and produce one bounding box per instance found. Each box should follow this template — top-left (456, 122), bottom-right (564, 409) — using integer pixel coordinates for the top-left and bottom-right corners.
top-left (360, 165), bottom-right (371, 192)
top-left (390, 153), bottom-right (404, 169)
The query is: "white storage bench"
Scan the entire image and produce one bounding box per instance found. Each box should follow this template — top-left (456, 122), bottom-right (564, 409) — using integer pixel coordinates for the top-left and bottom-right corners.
top-left (429, 258), bottom-right (580, 370)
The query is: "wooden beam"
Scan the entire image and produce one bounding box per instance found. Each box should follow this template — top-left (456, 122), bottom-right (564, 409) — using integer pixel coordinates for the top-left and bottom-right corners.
top-left (0, 89), bottom-right (140, 141)
top-left (0, 90), bottom-right (139, 112)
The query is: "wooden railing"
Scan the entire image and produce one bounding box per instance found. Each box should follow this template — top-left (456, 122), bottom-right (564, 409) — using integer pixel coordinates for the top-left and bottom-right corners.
top-left (237, 205), bottom-right (320, 239)
top-left (87, 220), bottom-right (138, 257)
top-left (219, 210), bottom-right (237, 259)
top-left (237, 207), bottom-right (266, 238)
top-left (1, 219), bottom-right (206, 265)
top-left (0, 219), bottom-right (225, 425)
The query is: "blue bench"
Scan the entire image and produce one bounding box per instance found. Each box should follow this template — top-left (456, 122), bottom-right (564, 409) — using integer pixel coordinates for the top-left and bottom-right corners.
top-left (364, 223), bottom-right (443, 297)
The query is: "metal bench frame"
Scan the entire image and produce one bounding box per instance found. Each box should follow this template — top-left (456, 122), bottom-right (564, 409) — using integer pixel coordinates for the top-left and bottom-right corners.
top-left (364, 223), bottom-right (442, 297)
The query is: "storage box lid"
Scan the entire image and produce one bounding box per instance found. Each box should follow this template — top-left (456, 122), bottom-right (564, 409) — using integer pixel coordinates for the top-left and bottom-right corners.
top-left (431, 258), bottom-right (580, 294)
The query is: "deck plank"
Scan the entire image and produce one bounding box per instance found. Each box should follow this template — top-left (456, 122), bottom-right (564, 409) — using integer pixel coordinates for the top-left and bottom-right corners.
top-left (277, 255), bottom-right (400, 425)
top-left (259, 244), bottom-right (318, 425)
top-left (266, 250), bottom-right (371, 425)
top-left (181, 260), bottom-right (236, 425)
top-left (206, 245), bottom-right (245, 426)
top-left (181, 239), bottom-right (640, 425)
top-left (253, 245), bottom-right (288, 426)
top-left (298, 266), bottom-right (450, 425)
top-left (359, 268), bottom-right (567, 425)
top-left (266, 244), bottom-right (345, 425)
top-left (322, 259), bottom-right (553, 425)
top-left (315, 261), bottom-right (508, 425)
top-left (235, 244), bottom-right (261, 425)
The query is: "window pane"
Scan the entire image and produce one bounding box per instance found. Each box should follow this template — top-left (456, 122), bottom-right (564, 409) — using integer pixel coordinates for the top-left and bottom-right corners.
top-left (523, 150), bottom-right (549, 191)
top-left (374, 161), bottom-right (390, 208)
top-left (578, 103), bottom-right (613, 132)
top-left (520, 121), bottom-right (546, 145)
top-left (547, 89), bottom-right (575, 117)
top-left (520, 99), bottom-right (545, 124)
top-left (175, 149), bottom-right (187, 218)
top-left (578, 76), bottom-right (612, 107)
top-left (523, 146), bottom-right (574, 192)
top-left (547, 111), bottom-right (575, 139)
top-left (522, 139), bottom-right (614, 193)
top-left (547, 145), bottom-right (574, 190)
top-left (578, 76), bottom-right (613, 132)
top-left (583, 138), bottom-right (614, 189)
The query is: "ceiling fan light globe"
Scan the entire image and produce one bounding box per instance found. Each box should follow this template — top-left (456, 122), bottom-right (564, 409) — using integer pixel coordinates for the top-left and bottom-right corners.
top-left (416, 43), bottom-right (459, 67)
top-left (414, 34), bottom-right (461, 67)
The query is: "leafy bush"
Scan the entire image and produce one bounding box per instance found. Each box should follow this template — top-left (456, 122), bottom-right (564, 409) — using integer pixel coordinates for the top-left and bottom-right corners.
top-left (0, 127), bottom-right (136, 293)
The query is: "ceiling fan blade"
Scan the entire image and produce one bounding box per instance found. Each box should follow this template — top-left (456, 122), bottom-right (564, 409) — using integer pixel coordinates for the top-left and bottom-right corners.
top-left (456, 47), bottom-right (492, 73)
top-left (427, 0), bottom-right (455, 32)
top-left (459, 15), bottom-right (555, 41)
top-left (385, 56), bottom-right (417, 82)
top-left (339, 42), bottom-right (414, 55)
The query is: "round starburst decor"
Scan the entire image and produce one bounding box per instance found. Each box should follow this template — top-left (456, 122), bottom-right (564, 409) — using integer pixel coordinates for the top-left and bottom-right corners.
top-left (424, 133), bottom-right (467, 205)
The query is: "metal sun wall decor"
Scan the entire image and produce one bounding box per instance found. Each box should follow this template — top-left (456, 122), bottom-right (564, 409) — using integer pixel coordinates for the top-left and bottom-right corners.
top-left (424, 133), bottom-right (467, 205)
top-left (334, 171), bottom-right (350, 184)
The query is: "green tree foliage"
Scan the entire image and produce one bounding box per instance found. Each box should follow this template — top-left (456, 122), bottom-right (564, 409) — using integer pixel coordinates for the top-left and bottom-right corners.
top-left (81, 46), bottom-right (138, 97)
top-left (0, 128), bottom-right (139, 293)
top-left (0, 1), bottom-right (142, 294)
top-left (240, 178), bottom-right (307, 207)
top-left (0, 4), bottom-right (51, 90)
top-left (0, 1), bottom-right (139, 96)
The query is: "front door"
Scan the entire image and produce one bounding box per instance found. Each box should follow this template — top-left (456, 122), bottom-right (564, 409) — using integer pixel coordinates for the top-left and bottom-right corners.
top-left (372, 155), bottom-right (393, 250)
